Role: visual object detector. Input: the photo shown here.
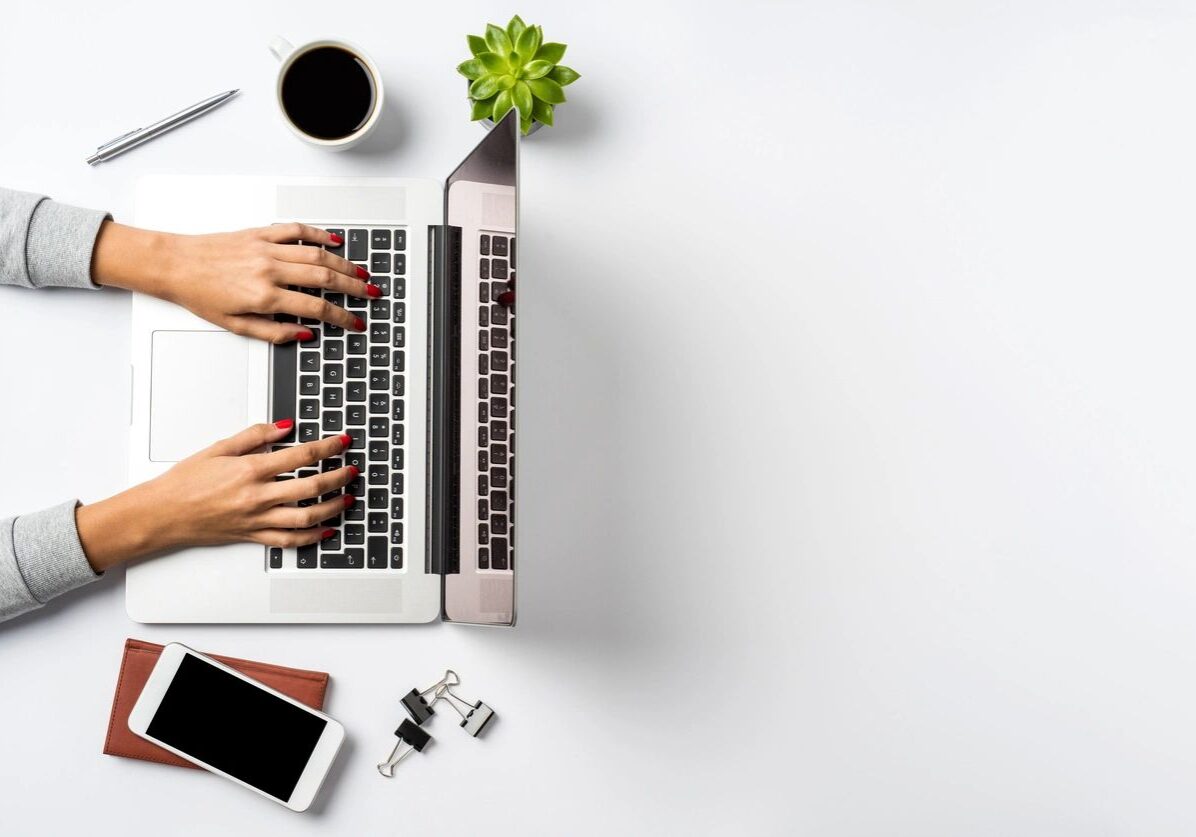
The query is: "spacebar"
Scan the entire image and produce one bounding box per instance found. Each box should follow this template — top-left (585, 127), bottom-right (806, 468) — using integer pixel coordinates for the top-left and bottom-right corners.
top-left (271, 341), bottom-right (296, 423)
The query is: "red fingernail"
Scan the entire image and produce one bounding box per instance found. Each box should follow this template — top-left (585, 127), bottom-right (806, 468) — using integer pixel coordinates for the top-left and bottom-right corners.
top-left (339, 433), bottom-right (353, 448)
top-left (353, 317), bottom-right (366, 331)
top-left (343, 495), bottom-right (355, 508)
top-left (366, 284), bottom-right (382, 298)
top-left (497, 290), bottom-right (515, 306)
top-left (296, 329), bottom-right (315, 341)
top-left (329, 233), bottom-right (344, 246)
top-left (321, 528), bottom-right (336, 540)
top-left (356, 266), bottom-right (370, 279)
top-left (274, 418), bottom-right (294, 430)
top-left (347, 465), bottom-right (360, 478)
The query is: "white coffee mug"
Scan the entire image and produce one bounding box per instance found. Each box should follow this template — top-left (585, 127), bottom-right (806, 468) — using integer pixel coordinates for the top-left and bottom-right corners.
top-left (269, 36), bottom-right (384, 150)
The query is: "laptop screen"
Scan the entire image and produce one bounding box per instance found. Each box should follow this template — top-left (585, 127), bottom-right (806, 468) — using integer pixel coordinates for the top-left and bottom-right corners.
top-left (436, 111), bottom-right (519, 625)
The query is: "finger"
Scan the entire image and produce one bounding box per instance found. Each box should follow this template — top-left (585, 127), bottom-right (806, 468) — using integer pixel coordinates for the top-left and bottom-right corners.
top-left (271, 289), bottom-right (364, 332)
top-left (273, 259), bottom-right (378, 300)
top-left (262, 222), bottom-right (342, 247)
top-left (205, 420), bottom-right (295, 458)
top-left (271, 241), bottom-right (371, 283)
top-left (269, 464), bottom-right (358, 503)
top-left (224, 313), bottom-right (317, 345)
top-left (246, 527), bottom-right (338, 548)
top-left (257, 433), bottom-right (351, 476)
top-left (257, 494), bottom-right (354, 530)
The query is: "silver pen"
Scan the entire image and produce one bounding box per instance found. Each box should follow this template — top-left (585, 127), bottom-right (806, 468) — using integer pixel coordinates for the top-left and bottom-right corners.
top-left (85, 89), bottom-right (239, 165)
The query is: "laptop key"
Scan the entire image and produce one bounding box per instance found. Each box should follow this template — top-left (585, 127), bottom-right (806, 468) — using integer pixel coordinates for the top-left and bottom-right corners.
top-left (322, 388), bottom-right (343, 408)
top-left (392, 400), bottom-right (405, 421)
top-left (391, 473), bottom-right (405, 494)
top-left (394, 277), bottom-right (406, 298)
top-left (491, 236), bottom-right (508, 256)
top-left (369, 394), bottom-right (389, 415)
top-left (299, 423), bottom-right (319, 443)
top-left (300, 399), bottom-right (318, 420)
top-left (322, 550), bottom-right (364, 569)
top-left (490, 490), bottom-right (507, 512)
top-left (322, 411), bottom-right (343, 432)
top-left (491, 350), bottom-right (508, 372)
top-left (347, 381), bottom-right (366, 402)
top-left (348, 230), bottom-right (368, 260)
top-left (368, 489), bottom-right (387, 509)
top-left (394, 229), bottom-right (406, 250)
top-left (391, 497), bottom-right (404, 519)
top-left (491, 329), bottom-right (508, 348)
top-left (391, 448), bottom-right (404, 470)
top-left (480, 234), bottom-right (490, 255)
top-left (370, 323), bottom-right (390, 343)
top-left (297, 545), bottom-right (317, 568)
top-left (344, 525), bottom-right (364, 545)
top-left (348, 428), bottom-right (366, 449)
top-left (390, 547), bottom-right (403, 568)
top-left (368, 465), bottom-right (388, 485)
top-left (490, 396), bottom-right (508, 418)
top-left (322, 530), bottom-right (342, 551)
top-left (347, 358), bottom-right (366, 378)
top-left (300, 352), bottom-right (320, 373)
top-left (391, 424), bottom-right (405, 446)
top-left (392, 327), bottom-right (405, 348)
top-left (390, 523), bottom-right (404, 545)
top-left (323, 340), bottom-right (344, 360)
top-left (393, 303), bottom-right (406, 323)
top-left (369, 370), bottom-right (389, 391)
top-left (394, 254), bottom-right (406, 274)
top-left (347, 405), bottom-right (366, 426)
top-left (480, 259), bottom-right (489, 280)
top-left (368, 512), bottom-right (387, 533)
top-left (300, 375), bottom-right (320, 396)
top-left (346, 451), bottom-right (366, 472)
top-left (371, 253), bottom-right (391, 274)
top-left (490, 537), bottom-right (508, 570)
top-left (478, 522), bottom-right (489, 544)
top-left (491, 373), bottom-right (508, 394)
top-left (370, 299), bottom-right (391, 321)
top-left (370, 346), bottom-right (388, 366)
top-left (392, 375), bottom-right (405, 397)
top-left (491, 468), bottom-right (508, 489)
top-left (491, 515), bottom-right (508, 535)
top-left (323, 363), bottom-right (343, 384)
top-left (368, 536), bottom-right (387, 568)
top-left (268, 548), bottom-right (283, 569)
top-left (368, 440), bottom-right (388, 461)
top-left (491, 258), bottom-right (508, 280)
top-left (347, 334), bottom-right (367, 354)
top-left (478, 547), bottom-right (489, 569)
top-left (371, 230), bottom-right (391, 249)
top-left (392, 353), bottom-right (405, 373)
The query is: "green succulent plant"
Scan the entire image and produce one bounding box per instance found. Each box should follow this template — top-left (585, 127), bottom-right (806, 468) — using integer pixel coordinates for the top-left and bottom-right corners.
top-left (457, 15), bottom-right (581, 135)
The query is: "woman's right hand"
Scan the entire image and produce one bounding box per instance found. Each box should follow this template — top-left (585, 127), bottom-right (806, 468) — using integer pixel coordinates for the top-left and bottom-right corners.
top-left (76, 420), bottom-right (356, 572)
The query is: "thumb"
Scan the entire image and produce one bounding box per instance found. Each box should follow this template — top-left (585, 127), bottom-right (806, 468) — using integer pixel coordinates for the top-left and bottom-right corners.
top-left (225, 314), bottom-right (315, 345)
top-left (203, 420), bottom-right (294, 458)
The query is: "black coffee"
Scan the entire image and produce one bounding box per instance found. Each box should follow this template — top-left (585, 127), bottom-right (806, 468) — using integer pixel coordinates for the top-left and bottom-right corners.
top-left (281, 46), bottom-right (376, 140)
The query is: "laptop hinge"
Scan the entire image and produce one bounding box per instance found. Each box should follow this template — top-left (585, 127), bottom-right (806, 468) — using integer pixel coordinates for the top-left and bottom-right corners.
top-left (428, 223), bottom-right (462, 581)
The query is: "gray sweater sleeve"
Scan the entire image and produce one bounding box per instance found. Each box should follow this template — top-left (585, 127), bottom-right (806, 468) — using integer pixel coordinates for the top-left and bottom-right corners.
top-left (0, 187), bottom-right (110, 289)
top-left (0, 188), bottom-right (109, 621)
top-left (0, 503), bottom-right (100, 622)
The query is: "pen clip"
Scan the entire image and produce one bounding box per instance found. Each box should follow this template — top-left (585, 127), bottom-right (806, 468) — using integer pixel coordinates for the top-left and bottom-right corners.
top-left (97, 128), bottom-right (141, 152)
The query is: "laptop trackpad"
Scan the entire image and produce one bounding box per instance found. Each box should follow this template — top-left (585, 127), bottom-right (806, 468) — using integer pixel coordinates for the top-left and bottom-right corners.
top-left (150, 331), bottom-right (251, 462)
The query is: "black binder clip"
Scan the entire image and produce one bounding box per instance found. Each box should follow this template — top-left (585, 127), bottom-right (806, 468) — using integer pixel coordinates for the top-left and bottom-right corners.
top-left (401, 670), bottom-right (460, 725)
top-left (377, 719), bottom-right (431, 777)
top-left (435, 683), bottom-right (496, 737)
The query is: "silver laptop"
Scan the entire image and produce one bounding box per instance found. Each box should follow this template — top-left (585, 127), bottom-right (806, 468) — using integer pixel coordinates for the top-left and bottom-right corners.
top-left (126, 114), bottom-right (518, 625)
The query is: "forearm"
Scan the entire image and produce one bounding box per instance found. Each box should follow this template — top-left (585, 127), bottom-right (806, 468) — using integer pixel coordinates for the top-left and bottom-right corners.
top-left (91, 221), bottom-right (178, 299)
top-left (76, 481), bottom-right (180, 572)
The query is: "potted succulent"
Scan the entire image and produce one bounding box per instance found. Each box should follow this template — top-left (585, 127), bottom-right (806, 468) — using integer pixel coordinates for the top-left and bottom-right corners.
top-left (457, 15), bottom-right (581, 135)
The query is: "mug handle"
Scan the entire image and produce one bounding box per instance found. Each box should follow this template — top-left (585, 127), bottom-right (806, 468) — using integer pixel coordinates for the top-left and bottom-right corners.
top-left (269, 36), bottom-right (295, 62)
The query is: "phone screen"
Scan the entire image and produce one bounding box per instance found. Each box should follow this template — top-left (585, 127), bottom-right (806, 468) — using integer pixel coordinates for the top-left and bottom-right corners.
top-left (146, 653), bottom-right (327, 801)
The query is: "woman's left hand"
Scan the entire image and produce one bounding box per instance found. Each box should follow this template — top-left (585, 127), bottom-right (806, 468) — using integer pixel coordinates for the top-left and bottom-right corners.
top-left (92, 221), bottom-right (380, 343)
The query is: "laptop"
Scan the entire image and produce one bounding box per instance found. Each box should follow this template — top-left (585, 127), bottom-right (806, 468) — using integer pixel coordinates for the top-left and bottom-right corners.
top-left (125, 113), bottom-right (518, 625)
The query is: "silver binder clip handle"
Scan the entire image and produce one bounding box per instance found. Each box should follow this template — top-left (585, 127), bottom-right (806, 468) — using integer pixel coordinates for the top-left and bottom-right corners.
top-left (377, 719), bottom-right (431, 777)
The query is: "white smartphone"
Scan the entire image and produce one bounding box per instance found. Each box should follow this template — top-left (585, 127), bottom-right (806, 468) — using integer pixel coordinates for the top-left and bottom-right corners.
top-left (127, 643), bottom-right (345, 812)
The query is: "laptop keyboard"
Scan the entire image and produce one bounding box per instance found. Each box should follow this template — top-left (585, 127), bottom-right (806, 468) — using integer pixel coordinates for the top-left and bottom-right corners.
top-left (269, 226), bottom-right (408, 572)
top-left (476, 232), bottom-right (515, 572)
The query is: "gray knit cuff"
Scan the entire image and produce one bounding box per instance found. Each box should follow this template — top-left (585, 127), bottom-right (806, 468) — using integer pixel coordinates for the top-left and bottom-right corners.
top-left (12, 500), bottom-right (101, 603)
top-left (26, 199), bottom-right (110, 289)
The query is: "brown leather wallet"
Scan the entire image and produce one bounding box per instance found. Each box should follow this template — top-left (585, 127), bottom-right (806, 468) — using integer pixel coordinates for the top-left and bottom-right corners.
top-left (103, 638), bottom-right (330, 769)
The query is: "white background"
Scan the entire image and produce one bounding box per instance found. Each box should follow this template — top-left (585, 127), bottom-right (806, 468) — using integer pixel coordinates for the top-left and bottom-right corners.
top-left (2, 1), bottom-right (1196, 834)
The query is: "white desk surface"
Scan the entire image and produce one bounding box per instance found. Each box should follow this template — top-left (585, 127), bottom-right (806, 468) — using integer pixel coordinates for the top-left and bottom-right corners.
top-left (3, 1), bottom-right (1196, 833)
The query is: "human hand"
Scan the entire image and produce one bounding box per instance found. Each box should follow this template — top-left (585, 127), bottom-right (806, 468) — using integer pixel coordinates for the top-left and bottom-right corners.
top-left (77, 420), bottom-right (357, 572)
top-left (93, 221), bottom-right (381, 343)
